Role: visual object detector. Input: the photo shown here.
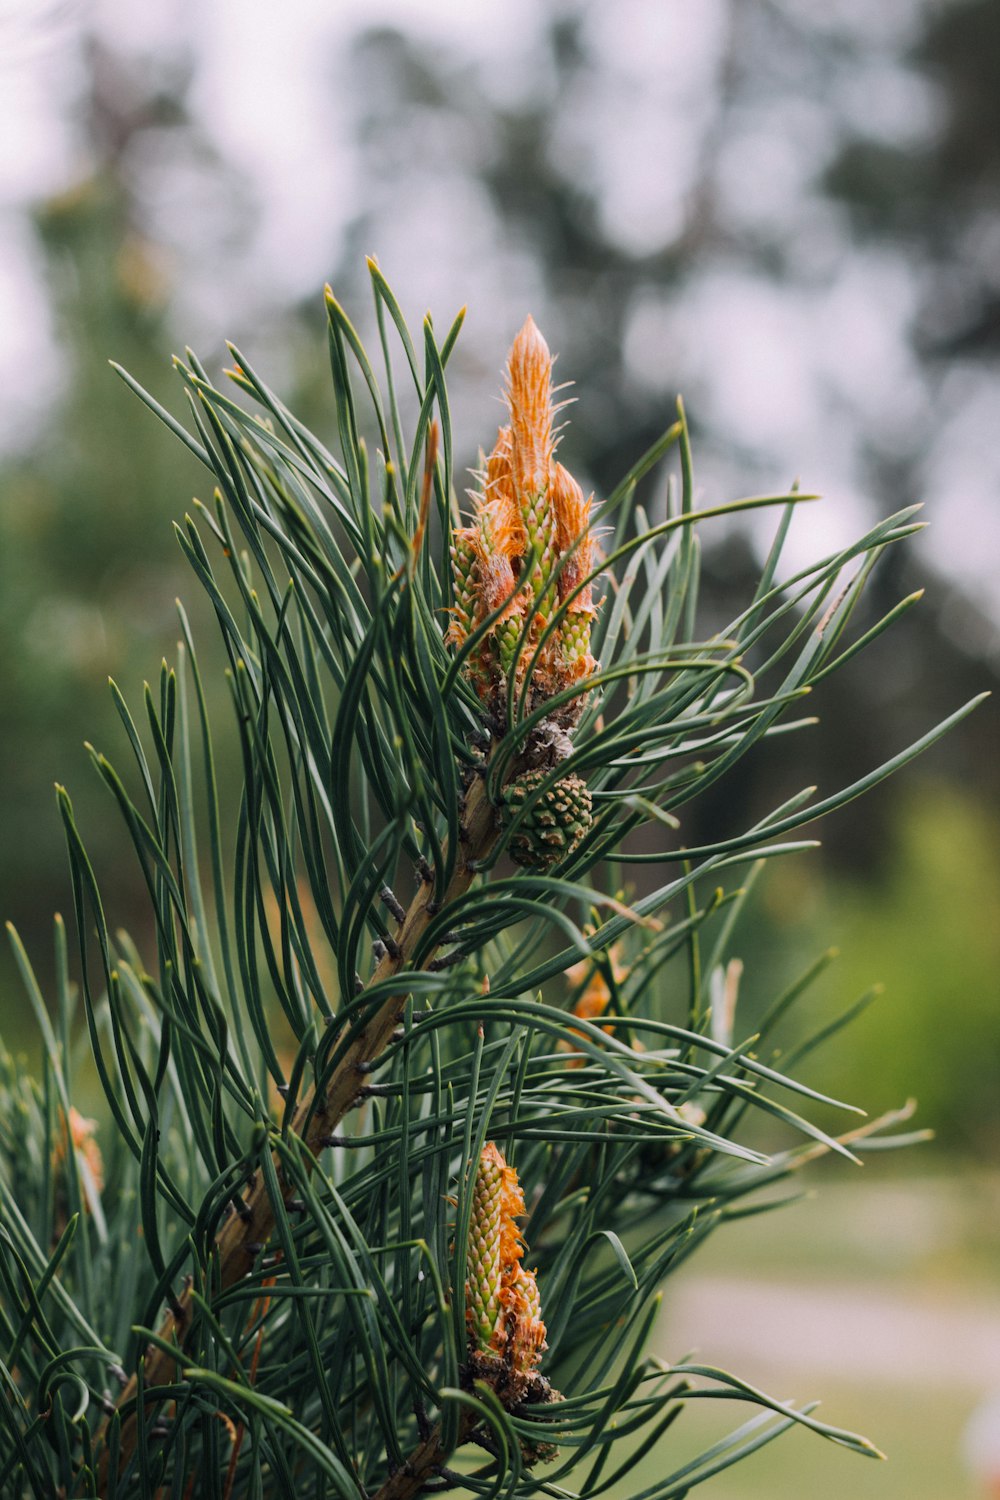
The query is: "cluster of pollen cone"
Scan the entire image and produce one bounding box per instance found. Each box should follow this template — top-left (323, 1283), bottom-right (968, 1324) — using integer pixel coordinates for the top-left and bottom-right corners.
top-left (448, 317), bottom-right (599, 723)
top-left (465, 1144), bottom-right (557, 1451)
top-left (448, 319), bottom-right (599, 871)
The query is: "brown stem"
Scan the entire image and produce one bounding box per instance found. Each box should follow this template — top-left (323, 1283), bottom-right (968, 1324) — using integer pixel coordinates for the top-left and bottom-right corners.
top-left (96, 770), bottom-right (500, 1492)
top-left (371, 1415), bottom-right (475, 1500)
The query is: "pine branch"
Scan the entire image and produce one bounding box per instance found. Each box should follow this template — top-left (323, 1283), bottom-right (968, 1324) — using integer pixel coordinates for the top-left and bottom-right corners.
top-left (4, 285), bottom-right (980, 1498)
top-left (96, 769), bottom-right (500, 1489)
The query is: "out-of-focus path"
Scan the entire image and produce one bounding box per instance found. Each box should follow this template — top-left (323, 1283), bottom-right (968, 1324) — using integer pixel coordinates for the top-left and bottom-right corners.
top-left (664, 1275), bottom-right (1000, 1388)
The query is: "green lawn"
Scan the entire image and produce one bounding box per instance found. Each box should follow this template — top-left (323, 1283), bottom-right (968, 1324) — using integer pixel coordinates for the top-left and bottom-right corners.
top-left (613, 1379), bottom-right (978, 1499)
top-left (598, 1167), bottom-right (998, 1498)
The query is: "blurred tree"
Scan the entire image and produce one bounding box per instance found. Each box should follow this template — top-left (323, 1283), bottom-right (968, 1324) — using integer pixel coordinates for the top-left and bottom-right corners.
top-left (332, 9), bottom-right (998, 865)
top-left (0, 39), bottom-right (250, 1002)
top-left (826, 0), bottom-right (1000, 361)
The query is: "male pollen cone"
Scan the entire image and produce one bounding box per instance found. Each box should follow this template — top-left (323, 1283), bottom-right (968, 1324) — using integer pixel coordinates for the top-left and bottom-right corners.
top-left (466, 1143), bottom-right (504, 1352)
top-left (484, 425), bottom-right (522, 537)
top-left (551, 462), bottom-right (594, 610)
top-left (466, 1142), bottom-right (546, 1372)
top-left (447, 314), bottom-right (601, 716)
top-left (505, 315), bottom-right (555, 496)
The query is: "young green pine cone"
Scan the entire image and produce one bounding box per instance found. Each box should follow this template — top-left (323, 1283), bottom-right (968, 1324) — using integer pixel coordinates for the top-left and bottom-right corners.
top-left (502, 770), bottom-right (593, 869)
top-left (466, 1144), bottom-right (505, 1354)
top-left (446, 528), bottom-right (480, 649)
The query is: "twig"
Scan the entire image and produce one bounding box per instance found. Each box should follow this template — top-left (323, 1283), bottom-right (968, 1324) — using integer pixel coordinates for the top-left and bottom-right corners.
top-left (95, 769), bottom-right (501, 1491)
top-left (370, 1416), bottom-right (475, 1500)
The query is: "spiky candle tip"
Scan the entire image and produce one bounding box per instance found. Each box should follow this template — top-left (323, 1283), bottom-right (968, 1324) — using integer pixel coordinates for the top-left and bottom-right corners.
top-left (447, 318), bottom-right (601, 723)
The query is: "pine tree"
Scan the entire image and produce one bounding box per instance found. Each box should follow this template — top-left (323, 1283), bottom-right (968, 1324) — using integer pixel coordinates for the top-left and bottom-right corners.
top-left (0, 266), bottom-right (982, 1497)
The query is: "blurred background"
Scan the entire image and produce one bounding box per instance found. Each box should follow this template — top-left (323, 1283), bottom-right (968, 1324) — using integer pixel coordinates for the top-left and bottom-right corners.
top-left (1, 0), bottom-right (998, 1493)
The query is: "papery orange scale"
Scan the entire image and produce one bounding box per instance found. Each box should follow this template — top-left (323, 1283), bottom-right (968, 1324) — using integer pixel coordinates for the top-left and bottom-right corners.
top-left (54, 1107), bottom-right (105, 1198)
top-left (83, 1142), bottom-right (103, 1191)
top-left (551, 463), bottom-right (594, 606)
top-left (477, 499), bottom-right (524, 565)
top-left (508, 1265), bottom-right (547, 1371)
top-left (444, 610), bottom-right (469, 649)
top-left (484, 427), bottom-right (524, 543)
top-left (68, 1106), bottom-right (97, 1151)
top-left (475, 549), bottom-right (520, 622)
top-left (551, 462), bottom-right (590, 551)
top-left (574, 976), bottom-right (612, 1022)
top-left (479, 1142), bottom-right (505, 1174)
top-left (511, 641), bottom-right (548, 703)
top-left (563, 571), bottom-right (595, 614)
top-left (498, 1161), bottom-right (527, 1273)
top-left (572, 652), bottom-right (599, 682)
top-left (505, 316), bottom-right (555, 496)
top-left (481, 441), bottom-right (525, 575)
top-left (486, 424), bottom-right (514, 490)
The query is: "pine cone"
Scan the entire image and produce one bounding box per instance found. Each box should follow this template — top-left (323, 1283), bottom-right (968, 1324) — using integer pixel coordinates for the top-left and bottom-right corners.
top-left (502, 770), bottom-right (593, 869)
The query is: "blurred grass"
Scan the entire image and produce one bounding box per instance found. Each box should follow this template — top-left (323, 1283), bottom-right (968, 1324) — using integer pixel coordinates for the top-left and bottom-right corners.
top-left (537, 1161), bottom-right (998, 1499)
top-left (685, 1161), bottom-right (1000, 1290)
top-left (630, 1164), bottom-right (998, 1499)
top-left (615, 1380), bottom-right (978, 1500)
